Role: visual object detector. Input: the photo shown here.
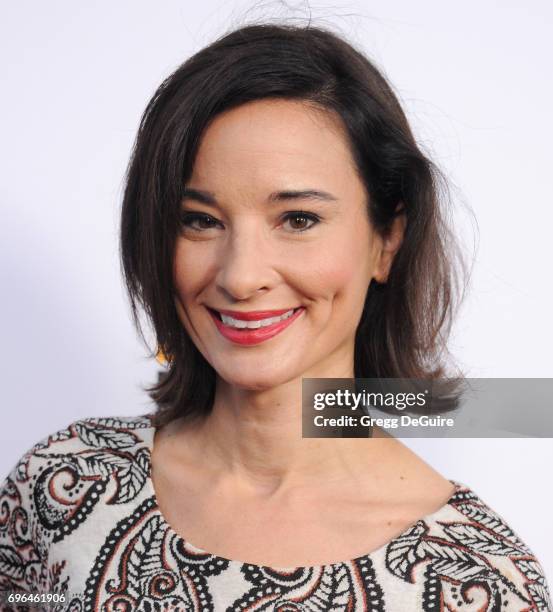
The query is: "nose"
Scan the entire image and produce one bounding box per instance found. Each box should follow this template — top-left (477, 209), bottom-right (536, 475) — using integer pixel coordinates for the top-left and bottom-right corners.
top-left (214, 220), bottom-right (277, 301)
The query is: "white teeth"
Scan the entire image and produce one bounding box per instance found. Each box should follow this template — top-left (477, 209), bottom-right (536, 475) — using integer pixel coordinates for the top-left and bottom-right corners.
top-left (220, 309), bottom-right (296, 329)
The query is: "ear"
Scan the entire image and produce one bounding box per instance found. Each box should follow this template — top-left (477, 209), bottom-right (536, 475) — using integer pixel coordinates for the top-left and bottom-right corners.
top-left (373, 204), bottom-right (406, 284)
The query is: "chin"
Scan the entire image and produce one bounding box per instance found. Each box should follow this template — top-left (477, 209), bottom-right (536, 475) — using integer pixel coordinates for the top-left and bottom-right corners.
top-left (216, 364), bottom-right (299, 391)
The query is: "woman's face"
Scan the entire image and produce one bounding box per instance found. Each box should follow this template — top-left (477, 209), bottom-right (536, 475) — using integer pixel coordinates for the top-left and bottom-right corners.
top-left (173, 99), bottom-right (397, 389)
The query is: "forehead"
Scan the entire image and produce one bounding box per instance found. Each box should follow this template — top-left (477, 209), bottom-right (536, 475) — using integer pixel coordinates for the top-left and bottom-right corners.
top-left (189, 99), bottom-right (360, 192)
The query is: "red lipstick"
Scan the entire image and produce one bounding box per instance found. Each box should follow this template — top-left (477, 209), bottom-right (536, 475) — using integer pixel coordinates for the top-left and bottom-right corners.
top-left (207, 307), bottom-right (305, 346)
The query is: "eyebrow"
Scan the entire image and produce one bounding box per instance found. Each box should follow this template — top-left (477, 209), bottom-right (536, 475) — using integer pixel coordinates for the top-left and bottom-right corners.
top-left (181, 187), bottom-right (338, 206)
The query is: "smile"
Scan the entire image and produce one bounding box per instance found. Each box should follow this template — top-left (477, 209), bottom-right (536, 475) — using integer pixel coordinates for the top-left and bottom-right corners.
top-left (207, 307), bottom-right (305, 345)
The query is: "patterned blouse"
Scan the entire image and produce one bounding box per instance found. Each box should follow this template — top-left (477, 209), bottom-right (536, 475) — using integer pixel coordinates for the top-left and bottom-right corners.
top-left (0, 414), bottom-right (551, 611)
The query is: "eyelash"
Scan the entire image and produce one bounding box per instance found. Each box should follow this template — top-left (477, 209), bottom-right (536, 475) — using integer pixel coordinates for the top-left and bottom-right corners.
top-left (179, 211), bottom-right (321, 233)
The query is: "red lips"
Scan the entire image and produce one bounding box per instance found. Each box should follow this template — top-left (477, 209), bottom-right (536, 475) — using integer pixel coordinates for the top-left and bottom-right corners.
top-left (208, 307), bottom-right (305, 345)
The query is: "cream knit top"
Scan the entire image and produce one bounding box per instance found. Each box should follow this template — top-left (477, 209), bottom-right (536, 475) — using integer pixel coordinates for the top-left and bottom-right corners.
top-left (0, 415), bottom-right (551, 611)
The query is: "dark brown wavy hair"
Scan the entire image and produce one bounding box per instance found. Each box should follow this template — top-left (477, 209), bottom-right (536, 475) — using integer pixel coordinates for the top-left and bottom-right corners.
top-left (119, 23), bottom-right (470, 427)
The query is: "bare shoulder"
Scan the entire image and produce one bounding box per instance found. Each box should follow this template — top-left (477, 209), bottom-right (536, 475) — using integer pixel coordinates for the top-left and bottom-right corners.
top-left (366, 431), bottom-right (457, 514)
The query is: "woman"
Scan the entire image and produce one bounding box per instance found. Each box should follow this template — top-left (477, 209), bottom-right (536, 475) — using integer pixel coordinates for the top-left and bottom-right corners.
top-left (1, 23), bottom-right (550, 612)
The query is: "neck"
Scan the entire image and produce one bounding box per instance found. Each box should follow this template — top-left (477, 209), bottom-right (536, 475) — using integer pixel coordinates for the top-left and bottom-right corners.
top-left (172, 369), bottom-right (397, 500)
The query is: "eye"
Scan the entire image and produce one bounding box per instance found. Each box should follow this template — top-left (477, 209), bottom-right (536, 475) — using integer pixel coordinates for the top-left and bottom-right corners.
top-left (179, 212), bottom-right (221, 231)
top-left (281, 211), bottom-right (321, 232)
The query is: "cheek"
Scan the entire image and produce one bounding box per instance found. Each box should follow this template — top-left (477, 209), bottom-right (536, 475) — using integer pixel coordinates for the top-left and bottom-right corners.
top-left (172, 243), bottom-right (211, 339)
top-left (302, 224), bottom-right (372, 298)
top-left (172, 241), bottom-right (211, 301)
top-left (308, 254), bottom-right (358, 296)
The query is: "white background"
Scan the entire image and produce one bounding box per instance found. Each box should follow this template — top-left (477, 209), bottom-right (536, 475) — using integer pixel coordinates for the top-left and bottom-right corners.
top-left (1, 0), bottom-right (552, 578)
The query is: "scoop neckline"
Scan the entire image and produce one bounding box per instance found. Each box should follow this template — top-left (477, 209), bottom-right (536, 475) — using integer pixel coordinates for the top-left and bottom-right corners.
top-left (142, 414), bottom-right (464, 571)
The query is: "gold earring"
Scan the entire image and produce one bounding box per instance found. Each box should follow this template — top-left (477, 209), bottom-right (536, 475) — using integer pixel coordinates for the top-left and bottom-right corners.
top-left (155, 347), bottom-right (170, 365)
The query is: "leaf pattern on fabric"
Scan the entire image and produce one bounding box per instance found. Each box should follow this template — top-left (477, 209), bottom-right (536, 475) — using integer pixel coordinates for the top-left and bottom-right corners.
top-left (0, 545), bottom-right (25, 580)
top-left (516, 559), bottom-right (550, 585)
top-left (385, 520), bottom-right (427, 580)
top-left (109, 455), bottom-right (149, 504)
top-left (74, 422), bottom-right (139, 449)
top-left (455, 502), bottom-right (532, 555)
top-left (70, 451), bottom-right (131, 478)
top-left (442, 522), bottom-right (529, 556)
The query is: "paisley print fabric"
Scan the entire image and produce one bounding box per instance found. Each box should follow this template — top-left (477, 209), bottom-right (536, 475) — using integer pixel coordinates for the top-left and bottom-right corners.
top-left (0, 414), bottom-right (551, 611)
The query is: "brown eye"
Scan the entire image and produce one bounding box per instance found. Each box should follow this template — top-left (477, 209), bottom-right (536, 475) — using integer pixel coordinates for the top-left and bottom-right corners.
top-left (180, 213), bottom-right (221, 231)
top-left (282, 211), bottom-right (320, 232)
